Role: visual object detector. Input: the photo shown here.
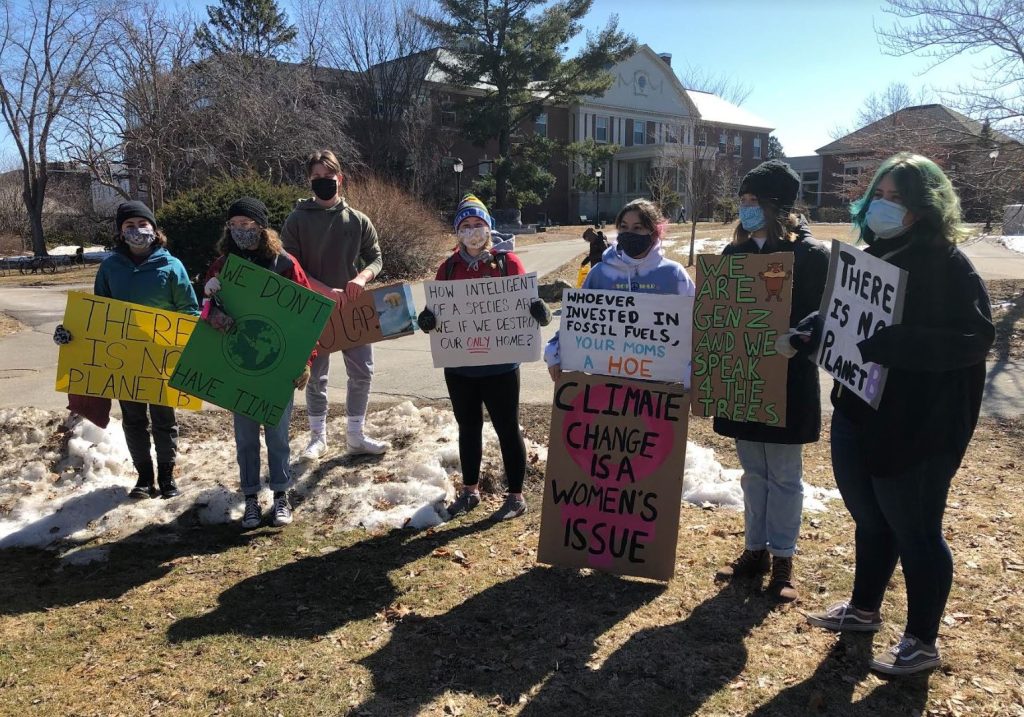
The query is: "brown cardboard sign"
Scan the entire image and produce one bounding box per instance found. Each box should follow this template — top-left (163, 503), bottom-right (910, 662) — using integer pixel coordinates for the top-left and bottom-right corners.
top-left (537, 372), bottom-right (689, 582)
top-left (307, 277), bottom-right (416, 353)
top-left (691, 253), bottom-right (793, 427)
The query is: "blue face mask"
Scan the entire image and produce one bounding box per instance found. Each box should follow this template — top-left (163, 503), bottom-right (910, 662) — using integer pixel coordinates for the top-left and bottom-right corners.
top-left (865, 198), bottom-right (911, 240)
top-left (739, 205), bottom-right (765, 232)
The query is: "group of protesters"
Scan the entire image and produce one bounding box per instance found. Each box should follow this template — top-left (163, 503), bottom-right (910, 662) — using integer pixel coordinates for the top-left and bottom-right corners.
top-left (52, 147), bottom-right (993, 677)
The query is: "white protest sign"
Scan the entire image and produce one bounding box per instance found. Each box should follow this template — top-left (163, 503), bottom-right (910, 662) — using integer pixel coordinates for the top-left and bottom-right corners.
top-left (559, 288), bottom-right (693, 386)
top-left (817, 240), bottom-right (908, 408)
top-left (424, 272), bottom-right (542, 367)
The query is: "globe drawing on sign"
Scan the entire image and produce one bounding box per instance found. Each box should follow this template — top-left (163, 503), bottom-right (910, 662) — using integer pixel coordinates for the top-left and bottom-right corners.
top-left (222, 315), bottom-right (285, 376)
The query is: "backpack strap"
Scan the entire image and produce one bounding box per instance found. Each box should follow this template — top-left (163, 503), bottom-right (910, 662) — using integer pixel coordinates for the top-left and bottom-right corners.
top-left (444, 253), bottom-right (459, 281)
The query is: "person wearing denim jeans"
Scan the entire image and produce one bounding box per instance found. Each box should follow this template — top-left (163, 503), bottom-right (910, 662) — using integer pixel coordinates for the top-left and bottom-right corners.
top-left (235, 400), bottom-right (295, 499)
top-left (712, 161), bottom-right (831, 602)
top-left (805, 153), bottom-right (994, 676)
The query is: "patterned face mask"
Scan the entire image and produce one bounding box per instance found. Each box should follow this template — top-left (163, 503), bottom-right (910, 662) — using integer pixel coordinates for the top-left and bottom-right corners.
top-left (458, 225), bottom-right (490, 250)
top-left (122, 226), bottom-right (155, 249)
top-left (230, 227), bottom-right (261, 250)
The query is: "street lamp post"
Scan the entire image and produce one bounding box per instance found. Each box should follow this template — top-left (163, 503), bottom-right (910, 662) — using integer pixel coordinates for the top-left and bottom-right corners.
top-left (453, 158), bottom-right (464, 200)
top-left (594, 167), bottom-right (603, 227)
top-left (985, 149), bottom-right (999, 233)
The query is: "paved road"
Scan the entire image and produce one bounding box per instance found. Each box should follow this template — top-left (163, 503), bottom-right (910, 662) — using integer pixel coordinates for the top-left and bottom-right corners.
top-left (1, 237), bottom-right (1021, 417)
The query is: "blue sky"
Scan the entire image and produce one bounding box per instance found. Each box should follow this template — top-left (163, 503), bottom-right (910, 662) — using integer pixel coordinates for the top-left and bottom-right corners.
top-left (0, 0), bottom-right (992, 163)
top-left (574, 0), bottom-right (988, 156)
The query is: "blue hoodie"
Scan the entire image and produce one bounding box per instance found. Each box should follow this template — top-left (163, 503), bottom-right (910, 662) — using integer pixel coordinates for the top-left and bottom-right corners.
top-left (94, 247), bottom-right (199, 316)
top-left (544, 239), bottom-right (695, 366)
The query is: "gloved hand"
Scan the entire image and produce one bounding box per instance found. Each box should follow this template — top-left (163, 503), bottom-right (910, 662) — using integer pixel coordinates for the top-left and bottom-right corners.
top-left (417, 307), bottom-right (437, 332)
top-left (294, 365), bottom-right (311, 390)
top-left (204, 276), bottom-right (221, 296)
top-left (529, 299), bottom-right (552, 326)
top-left (53, 324), bottom-right (72, 345)
top-left (781, 311), bottom-right (824, 360)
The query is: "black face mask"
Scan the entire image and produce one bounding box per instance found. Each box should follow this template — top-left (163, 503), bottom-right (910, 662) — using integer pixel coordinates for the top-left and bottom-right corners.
top-left (617, 231), bottom-right (653, 258)
top-left (311, 177), bottom-right (338, 201)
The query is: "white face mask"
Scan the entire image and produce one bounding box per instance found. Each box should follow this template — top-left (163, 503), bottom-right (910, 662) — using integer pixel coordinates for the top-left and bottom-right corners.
top-left (458, 226), bottom-right (490, 250)
top-left (865, 198), bottom-right (911, 239)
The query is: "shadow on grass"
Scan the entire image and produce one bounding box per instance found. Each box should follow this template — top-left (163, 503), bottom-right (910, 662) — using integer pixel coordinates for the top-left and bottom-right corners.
top-left (351, 566), bottom-right (666, 716)
top-left (166, 519), bottom-right (490, 642)
top-left (520, 583), bottom-right (774, 716)
top-left (747, 632), bottom-right (930, 716)
top-left (0, 520), bottom-right (258, 616)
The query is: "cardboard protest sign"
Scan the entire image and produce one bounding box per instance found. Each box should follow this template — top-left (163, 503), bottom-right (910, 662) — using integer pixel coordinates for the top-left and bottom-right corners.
top-left (423, 272), bottom-right (541, 367)
top-left (169, 254), bottom-right (334, 426)
top-left (691, 253), bottom-right (793, 426)
top-left (537, 372), bottom-right (689, 582)
top-left (307, 277), bottom-right (416, 353)
top-left (559, 288), bottom-right (693, 386)
top-left (55, 292), bottom-right (201, 410)
top-left (817, 240), bottom-right (907, 409)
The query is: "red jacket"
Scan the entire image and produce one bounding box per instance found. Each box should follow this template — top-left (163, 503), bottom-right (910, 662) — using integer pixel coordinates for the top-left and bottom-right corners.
top-left (205, 250), bottom-right (318, 366)
top-left (435, 250), bottom-right (525, 281)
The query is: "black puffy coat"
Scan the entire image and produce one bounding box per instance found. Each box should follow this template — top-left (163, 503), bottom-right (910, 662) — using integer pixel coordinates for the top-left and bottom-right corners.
top-left (712, 224), bottom-right (831, 444)
top-left (831, 229), bottom-right (994, 477)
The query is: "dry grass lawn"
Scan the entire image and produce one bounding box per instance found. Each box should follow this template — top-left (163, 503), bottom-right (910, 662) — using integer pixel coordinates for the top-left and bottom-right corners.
top-left (0, 263), bottom-right (98, 287)
top-left (0, 407), bottom-right (1021, 716)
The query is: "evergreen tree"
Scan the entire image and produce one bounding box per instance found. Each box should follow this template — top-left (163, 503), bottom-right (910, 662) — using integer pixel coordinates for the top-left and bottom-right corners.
top-left (196, 0), bottom-right (297, 59)
top-left (421, 0), bottom-right (635, 210)
top-left (767, 135), bottom-right (785, 159)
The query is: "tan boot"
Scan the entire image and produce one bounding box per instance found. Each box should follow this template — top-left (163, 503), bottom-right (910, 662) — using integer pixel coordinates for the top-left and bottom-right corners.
top-left (768, 555), bottom-right (799, 602)
top-left (716, 549), bottom-right (771, 580)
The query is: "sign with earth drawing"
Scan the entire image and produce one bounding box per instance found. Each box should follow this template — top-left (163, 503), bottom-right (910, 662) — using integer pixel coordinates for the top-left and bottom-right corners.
top-left (169, 254), bottom-right (334, 426)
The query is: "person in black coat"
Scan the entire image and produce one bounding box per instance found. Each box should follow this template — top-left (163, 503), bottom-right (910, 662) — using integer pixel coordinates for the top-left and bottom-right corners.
top-left (805, 153), bottom-right (993, 677)
top-left (712, 160), bottom-right (830, 602)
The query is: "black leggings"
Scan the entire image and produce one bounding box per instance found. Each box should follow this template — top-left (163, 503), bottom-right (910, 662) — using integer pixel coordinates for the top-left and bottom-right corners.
top-left (444, 368), bottom-right (526, 493)
top-left (119, 400), bottom-right (178, 466)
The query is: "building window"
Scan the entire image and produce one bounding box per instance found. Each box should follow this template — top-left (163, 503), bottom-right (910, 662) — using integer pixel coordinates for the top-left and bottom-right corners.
top-left (535, 112), bottom-right (548, 137)
top-left (696, 128), bottom-right (706, 146)
top-left (634, 121), bottom-right (646, 146)
top-left (440, 95), bottom-right (456, 126)
top-left (800, 170), bottom-right (819, 205)
top-left (718, 132), bottom-right (727, 153)
top-left (479, 158), bottom-right (492, 177)
top-left (733, 135), bottom-right (742, 156)
top-left (753, 136), bottom-right (762, 159)
top-left (595, 116), bottom-right (608, 143)
top-left (665, 125), bottom-right (679, 144)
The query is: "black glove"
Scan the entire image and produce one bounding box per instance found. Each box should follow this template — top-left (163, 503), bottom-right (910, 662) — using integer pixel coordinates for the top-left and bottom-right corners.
top-left (529, 299), bottom-right (552, 327)
top-left (790, 311), bottom-right (824, 356)
top-left (417, 307), bottom-right (437, 332)
top-left (53, 324), bottom-right (72, 345)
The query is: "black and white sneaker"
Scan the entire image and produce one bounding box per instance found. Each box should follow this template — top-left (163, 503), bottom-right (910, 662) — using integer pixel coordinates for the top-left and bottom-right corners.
top-left (241, 495), bottom-right (262, 529)
top-left (870, 635), bottom-right (940, 676)
top-left (271, 492), bottom-right (292, 527)
top-left (491, 494), bottom-right (527, 521)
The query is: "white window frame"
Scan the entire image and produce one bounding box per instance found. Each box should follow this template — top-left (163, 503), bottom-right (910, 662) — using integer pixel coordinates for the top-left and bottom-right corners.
top-left (633, 121), bottom-right (646, 146)
top-left (595, 116), bottom-right (608, 143)
top-left (753, 136), bottom-right (762, 159)
top-left (535, 112), bottom-right (548, 137)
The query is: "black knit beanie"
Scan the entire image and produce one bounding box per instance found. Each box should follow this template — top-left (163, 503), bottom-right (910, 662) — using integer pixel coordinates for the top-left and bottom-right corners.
top-left (738, 160), bottom-right (800, 211)
top-left (227, 197), bottom-right (269, 227)
top-left (115, 201), bottom-right (157, 231)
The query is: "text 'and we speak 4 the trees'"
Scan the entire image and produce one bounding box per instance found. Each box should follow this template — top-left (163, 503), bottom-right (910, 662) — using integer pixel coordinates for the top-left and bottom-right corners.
top-left (559, 288), bottom-right (694, 386)
top-left (55, 292), bottom-right (201, 410)
top-left (169, 254), bottom-right (334, 427)
top-left (537, 373), bottom-right (689, 582)
top-left (817, 240), bottom-right (907, 409)
top-left (423, 273), bottom-right (542, 367)
top-left (691, 253), bottom-right (793, 426)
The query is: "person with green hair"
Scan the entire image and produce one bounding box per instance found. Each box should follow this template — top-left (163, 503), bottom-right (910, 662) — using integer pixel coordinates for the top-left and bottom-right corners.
top-left (805, 153), bottom-right (994, 676)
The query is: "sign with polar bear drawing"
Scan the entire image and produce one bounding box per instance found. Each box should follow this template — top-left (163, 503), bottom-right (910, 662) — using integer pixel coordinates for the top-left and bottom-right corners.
top-left (307, 278), bottom-right (417, 353)
top-left (559, 288), bottom-right (693, 386)
top-left (423, 273), bottom-right (541, 367)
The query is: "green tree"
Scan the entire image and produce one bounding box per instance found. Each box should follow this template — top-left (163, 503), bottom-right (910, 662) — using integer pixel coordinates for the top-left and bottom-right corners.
top-left (421, 0), bottom-right (635, 210)
top-left (196, 0), bottom-right (297, 58)
top-left (767, 135), bottom-right (785, 159)
top-left (566, 138), bottom-right (620, 192)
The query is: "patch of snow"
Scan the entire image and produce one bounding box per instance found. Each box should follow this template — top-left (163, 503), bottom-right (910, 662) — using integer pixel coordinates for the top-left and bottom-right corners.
top-left (48, 244), bottom-right (107, 256)
top-left (998, 235), bottom-right (1024, 255)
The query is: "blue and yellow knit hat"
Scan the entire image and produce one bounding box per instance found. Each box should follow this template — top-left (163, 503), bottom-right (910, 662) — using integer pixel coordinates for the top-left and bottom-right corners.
top-left (453, 193), bottom-right (492, 230)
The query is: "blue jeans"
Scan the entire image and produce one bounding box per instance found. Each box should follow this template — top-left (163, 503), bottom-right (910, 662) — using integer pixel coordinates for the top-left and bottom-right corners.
top-left (234, 399), bottom-right (294, 496)
top-left (735, 440), bottom-right (804, 557)
top-left (831, 410), bottom-right (958, 645)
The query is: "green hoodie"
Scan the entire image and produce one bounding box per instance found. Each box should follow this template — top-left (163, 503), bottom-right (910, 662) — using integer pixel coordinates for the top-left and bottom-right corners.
top-left (280, 197), bottom-right (383, 288)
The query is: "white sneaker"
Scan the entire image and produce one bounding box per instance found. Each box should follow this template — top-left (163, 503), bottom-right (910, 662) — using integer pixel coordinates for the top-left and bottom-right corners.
top-left (346, 433), bottom-right (390, 456)
top-left (241, 496), bottom-right (261, 529)
top-left (271, 492), bottom-right (293, 527)
top-left (301, 434), bottom-right (327, 461)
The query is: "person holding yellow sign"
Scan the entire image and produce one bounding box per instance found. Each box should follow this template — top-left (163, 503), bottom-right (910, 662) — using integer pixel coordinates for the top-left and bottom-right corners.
top-left (54, 201), bottom-right (199, 499)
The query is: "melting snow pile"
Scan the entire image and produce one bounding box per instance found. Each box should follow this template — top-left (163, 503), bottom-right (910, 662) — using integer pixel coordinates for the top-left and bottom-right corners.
top-left (0, 403), bottom-right (836, 558)
top-left (998, 235), bottom-right (1024, 255)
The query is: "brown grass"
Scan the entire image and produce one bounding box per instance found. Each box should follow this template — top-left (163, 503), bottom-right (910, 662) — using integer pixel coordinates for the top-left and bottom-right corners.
top-left (0, 403), bottom-right (1021, 716)
top-left (0, 263), bottom-right (98, 287)
top-left (0, 311), bottom-right (23, 337)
